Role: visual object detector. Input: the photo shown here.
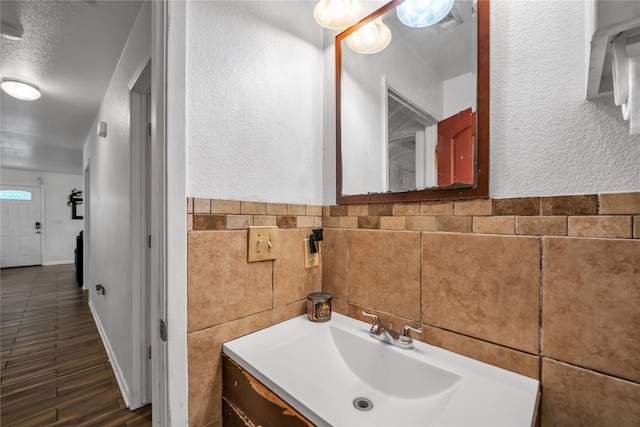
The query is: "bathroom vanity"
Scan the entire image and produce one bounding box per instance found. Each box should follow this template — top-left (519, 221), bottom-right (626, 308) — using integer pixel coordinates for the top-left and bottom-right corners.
top-left (222, 313), bottom-right (539, 426)
top-left (222, 354), bottom-right (314, 426)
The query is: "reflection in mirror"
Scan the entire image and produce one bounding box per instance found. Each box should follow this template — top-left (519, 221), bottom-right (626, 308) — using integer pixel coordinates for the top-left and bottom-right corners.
top-left (337, 0), bottom-right (489, 203)
top-left (387, 86), bottom-right (438, 192)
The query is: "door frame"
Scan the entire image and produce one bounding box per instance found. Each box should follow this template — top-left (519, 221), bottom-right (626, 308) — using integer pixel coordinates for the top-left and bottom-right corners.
top-left (83, 162), bottom-right (90, 291)
top-left (130, 59), bottom-right (152, 409)
top-left (151, 1), bottom-right (168, 423)
top-left (151, 0), bottom-right (188, 425)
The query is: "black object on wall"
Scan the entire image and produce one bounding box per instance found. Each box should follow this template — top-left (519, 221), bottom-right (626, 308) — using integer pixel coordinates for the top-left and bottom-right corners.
top-left (75, 231), bottom-right (83, 287)
top-left (68, 188), bottom-right (83, 219)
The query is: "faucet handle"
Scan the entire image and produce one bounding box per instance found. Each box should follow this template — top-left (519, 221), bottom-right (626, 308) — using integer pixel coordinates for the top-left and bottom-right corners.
top-left (361, 311), bottom-right (382, 335)
top-left (399, 324), bottom-right (422, 343)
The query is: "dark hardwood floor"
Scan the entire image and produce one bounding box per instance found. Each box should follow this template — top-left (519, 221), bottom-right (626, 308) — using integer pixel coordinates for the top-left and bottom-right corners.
top-left (1, 264), bottom-right (152, 426)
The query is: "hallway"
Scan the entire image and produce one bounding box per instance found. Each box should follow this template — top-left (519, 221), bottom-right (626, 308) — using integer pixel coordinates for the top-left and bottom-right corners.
top-left (0, 264), bottom-right (152, 426)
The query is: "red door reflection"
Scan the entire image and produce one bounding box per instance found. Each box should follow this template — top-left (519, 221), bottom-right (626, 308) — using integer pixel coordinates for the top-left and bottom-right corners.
top-left (437, 108), bottom-right (476, 187)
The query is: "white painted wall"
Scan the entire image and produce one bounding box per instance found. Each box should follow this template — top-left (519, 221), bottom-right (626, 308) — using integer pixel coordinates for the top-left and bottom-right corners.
top-left (322, 27), bottom-right (338, 205)
top-left (490, 0), bottom-right (640, 198)
top-left (341, 36), bottom-right (443, 195)
top-left (185, 1), bottom-right (323, 204)
top-left (1, 168), bottom-right (83, 265)
top-left (82, 1), bottom-right (151, 407)
top-left (443, 72), bottom-right (476, 118)
top-left (182, 0), bottom-right (640, 205)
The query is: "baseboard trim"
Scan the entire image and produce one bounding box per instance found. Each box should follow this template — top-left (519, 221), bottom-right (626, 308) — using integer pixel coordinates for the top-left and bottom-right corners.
top-left (88, 299), bottom-right (131, 408)
top-left (43, 260), bottom-right (74, 266)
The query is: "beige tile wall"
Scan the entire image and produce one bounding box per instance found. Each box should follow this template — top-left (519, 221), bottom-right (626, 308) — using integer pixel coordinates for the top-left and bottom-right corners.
top-left (323, 192), bottom-right (640, 426)
top-left (187, 192), bottom-right (640, 426)
top-left (423, 233), bottom-right (541, 354)
top-left (187, 199), bottom-right (322, 426)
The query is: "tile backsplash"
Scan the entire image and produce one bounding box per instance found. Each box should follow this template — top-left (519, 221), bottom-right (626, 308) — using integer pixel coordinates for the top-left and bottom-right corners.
top-left (187, 192), bottom-right (640, 426)
top-left (186, 200), bottom-right (322, 426)
top-left (422, 233), bottom-right (541, 354)
top-left (323, 191), bottom-right (640, 427)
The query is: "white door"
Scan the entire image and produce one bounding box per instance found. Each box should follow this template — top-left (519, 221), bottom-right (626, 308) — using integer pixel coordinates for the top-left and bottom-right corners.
top-left (0, 185), bottom-right (43, 268)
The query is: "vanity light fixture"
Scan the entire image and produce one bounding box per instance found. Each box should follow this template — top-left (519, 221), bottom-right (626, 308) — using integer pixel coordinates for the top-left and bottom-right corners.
top-left (1, 78), bottom-right (41, 101)
top-left (396, 0), bottom-right (455, 28)
top-left (346, 18), bottom-right (392, 54)
top-left (314, 0), bottom-right (364, 30)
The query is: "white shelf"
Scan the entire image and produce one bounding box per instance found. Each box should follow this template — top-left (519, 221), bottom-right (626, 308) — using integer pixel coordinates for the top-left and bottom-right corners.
top-left (586, 0), bottom-right (640, 99)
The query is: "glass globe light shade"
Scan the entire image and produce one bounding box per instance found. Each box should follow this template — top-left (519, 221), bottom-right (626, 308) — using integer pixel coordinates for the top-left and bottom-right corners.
top-left (314, 0), bottom-right (364, 30)
top-left (396, 0), bottom-right (455, 28)
top-left (346, 18), bottom-right (392, 54)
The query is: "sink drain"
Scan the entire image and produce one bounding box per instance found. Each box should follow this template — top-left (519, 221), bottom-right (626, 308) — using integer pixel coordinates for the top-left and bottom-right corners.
top-left (353, 397), bottom-right (373, 411)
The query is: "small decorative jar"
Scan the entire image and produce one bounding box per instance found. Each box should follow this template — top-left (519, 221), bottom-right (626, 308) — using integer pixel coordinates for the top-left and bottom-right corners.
top-left (307, 292), bottom-right (332, 322)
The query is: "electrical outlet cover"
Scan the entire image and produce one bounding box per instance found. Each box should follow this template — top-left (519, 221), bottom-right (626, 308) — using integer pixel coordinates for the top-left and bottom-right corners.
top-left (304, 238), bottom-right (319, 268)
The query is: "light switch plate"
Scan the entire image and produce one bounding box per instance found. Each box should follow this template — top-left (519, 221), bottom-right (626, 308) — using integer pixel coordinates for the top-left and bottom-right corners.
top-left (247, 226), bottom-right (278, 262)
top-left (304, 238), bottom-right (319, 268)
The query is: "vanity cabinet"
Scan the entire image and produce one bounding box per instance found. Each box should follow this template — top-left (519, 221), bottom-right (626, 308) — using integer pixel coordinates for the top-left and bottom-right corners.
top-left (222, 354), bottom-right (313, 427)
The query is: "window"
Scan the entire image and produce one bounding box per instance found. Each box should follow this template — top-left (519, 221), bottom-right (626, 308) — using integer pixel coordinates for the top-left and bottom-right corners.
top-left (0, 190), bottom-right (32, 201)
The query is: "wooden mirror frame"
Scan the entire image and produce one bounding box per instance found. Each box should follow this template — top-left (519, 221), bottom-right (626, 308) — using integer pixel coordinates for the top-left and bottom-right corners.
top-left (336, 0), bottom-right (489, 204)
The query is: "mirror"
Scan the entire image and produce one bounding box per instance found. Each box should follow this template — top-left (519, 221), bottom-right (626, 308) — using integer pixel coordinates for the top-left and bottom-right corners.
top-left (336, 0), bottom-right (489, 203)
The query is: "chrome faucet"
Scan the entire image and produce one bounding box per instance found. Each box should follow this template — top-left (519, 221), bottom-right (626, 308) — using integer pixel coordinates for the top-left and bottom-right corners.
top-left (362, 311), bottom-right (422, 350)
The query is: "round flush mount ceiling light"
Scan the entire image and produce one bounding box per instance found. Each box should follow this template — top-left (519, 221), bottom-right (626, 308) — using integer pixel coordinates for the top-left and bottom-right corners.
top-left (346, 18), bottom-right (392, 54)
top-left (314, 0), bottom-right (364, 30)
top-left (1, 78), bottom-right (41, 101)
top-left (396, 0), bottom-right (455, 28)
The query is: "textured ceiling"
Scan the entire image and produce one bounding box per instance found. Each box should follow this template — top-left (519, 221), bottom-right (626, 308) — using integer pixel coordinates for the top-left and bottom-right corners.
top-left (1, 0), bottom-right (143, 175)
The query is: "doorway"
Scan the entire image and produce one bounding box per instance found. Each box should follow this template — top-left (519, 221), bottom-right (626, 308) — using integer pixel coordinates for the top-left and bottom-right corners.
top-left (386, 86), bottom-right (438, 192)
top-left (130, 60), bottom-right (152, 409)
top-left (83, 162), bottom-right (91, 291)
top-left (0, 185), bottom-right (43, 268)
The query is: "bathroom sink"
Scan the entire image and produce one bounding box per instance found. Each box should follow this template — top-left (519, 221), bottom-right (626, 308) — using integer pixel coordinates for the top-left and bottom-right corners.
top-left (223, 313), bottom-right (539, 426)
top-left (328, 326), bottom-right (462, 400)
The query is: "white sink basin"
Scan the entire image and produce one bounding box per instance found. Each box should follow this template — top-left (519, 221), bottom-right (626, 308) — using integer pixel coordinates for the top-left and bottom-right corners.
top-left (223, 313), bottom-right (539, 426)
top-left (328, 326), bottom-right (462, 400)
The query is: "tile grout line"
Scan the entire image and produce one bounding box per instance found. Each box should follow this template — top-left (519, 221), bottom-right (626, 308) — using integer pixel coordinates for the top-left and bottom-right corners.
top-left (538, 236), bottom-right (544, 382)
top-left (419, 231), bottom-right (424, 333)
top-left (541, 355), bottom-right (640, 386)
top-left (418, 322), bottom-right (539, 357)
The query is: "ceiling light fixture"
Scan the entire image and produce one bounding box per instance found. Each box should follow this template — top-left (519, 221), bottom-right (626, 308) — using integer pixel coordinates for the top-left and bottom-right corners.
top-left (346, 18), bottom-right (392, 54)
top-left (396, 0), bottom-right (455, 28)
top-left (0, 21), bottom-right (23, 40)
top-left (314, 0), bottom-right (365, 30)
top-left (1, 78), bottom-right (41, 101)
